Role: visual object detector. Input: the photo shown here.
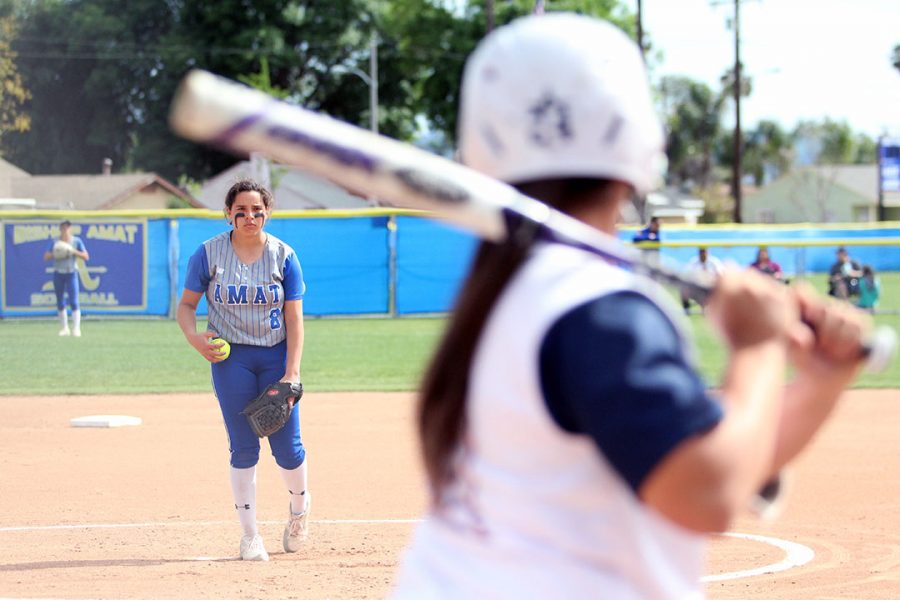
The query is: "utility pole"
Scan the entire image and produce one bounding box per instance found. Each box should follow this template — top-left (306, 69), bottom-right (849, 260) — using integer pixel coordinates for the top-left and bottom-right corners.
top-left (636, 0), bottom-right (644, 60)
top-left (732, 0), bottom-right (743, 223)
top-left (634, 0), bottom-right (648, 221)
top-left (369, 35), bottom-right (379, 135)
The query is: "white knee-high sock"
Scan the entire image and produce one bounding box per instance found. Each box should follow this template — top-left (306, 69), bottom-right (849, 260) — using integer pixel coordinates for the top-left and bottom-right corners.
top-left (72, 309), bottom-right (81, 331)
top-left (230, 466), bottom-right (259, 537)
top-left (278, 460), bottom-right (309, 515)
top-left (58, 310), bottom-right (68, 330)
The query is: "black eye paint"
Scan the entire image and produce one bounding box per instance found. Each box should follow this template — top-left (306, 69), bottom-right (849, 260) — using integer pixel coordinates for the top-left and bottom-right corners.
top-left (232, 210), bottom-right (265, 225)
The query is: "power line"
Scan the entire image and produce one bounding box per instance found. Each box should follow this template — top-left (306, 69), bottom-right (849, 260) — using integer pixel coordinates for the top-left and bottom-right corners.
top-left (4, 39), bottom-right (470, 62)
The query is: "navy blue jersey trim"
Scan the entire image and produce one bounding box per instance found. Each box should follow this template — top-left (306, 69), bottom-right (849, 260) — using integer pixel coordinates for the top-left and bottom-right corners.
top-left (539, 291), bottom-right (723, 493)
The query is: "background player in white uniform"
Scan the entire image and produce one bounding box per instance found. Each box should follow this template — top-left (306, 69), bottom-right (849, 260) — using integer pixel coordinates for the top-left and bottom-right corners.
top-left (177, 179), bottom-right (310, 562)
top-left (681, 246), bottom-right (725, 314)
top-left (43, 219), bottom-right (89, 336)
top-left (392, 13), bottom-right (871, 599)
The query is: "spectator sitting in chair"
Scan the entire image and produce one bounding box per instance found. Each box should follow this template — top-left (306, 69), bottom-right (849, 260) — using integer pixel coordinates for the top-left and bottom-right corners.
top-left (856, 265), bottom-right (880, 313)
top-left (828, 246), bottom-right (863, 300)
top-left (749, 246), bottom-right (785, 282)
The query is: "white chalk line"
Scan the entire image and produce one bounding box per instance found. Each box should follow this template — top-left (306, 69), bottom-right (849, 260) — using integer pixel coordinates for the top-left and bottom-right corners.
top-left (701, 532), bottom-right (815, 583)
top-left (0, 520), bottom-right (814, 581)
top-left (0, 518), bottom-right (422, 532)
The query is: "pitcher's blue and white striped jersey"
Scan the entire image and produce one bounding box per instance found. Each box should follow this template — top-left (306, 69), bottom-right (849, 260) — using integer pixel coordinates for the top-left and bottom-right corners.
top-left (393, 242), bottom-right (723, 599)
top-left (184, 231), bottom-right (305, 346)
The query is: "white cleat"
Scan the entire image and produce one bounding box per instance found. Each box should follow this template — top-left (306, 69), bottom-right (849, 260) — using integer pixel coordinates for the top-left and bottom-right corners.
top-left (283, 494), bottom-right (311, 553)
top-left (58, 328), bottom-right (70, 337)
top-left (72, 328), bottom-right (82, 337)
top-left (239, 534), bottom-right (269, 561)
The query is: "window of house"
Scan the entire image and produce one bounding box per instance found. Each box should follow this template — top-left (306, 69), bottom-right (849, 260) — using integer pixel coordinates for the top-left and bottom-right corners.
top-left (757, 209), bottom-right (775, 223)
top-left (852, 205), bottom-right (875, 222)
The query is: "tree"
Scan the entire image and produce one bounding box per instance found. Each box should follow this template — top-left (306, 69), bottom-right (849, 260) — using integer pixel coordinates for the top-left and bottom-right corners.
top-left (2, 0), bottom-right (178, 174)
top-left (792, 118), bottom-right (873, 165)
top-left (657, 76), bottom-right (724, 187)
top-left (2, 0), bottom-right (635, 182)
top-left (0, 10), bottom-right (30, 144)
top-left (853, 133), bottom-right (876, 164)
top-left (131, 0), bottom-right (385, 180)
top-left (3, 0), bottom-right (418, 180)
top-left (741, 119), bottom-right (791, 186)
top-left (893, 43), bottom-right (900, 72)
top-left (382, 0), bottom-right (634, 152)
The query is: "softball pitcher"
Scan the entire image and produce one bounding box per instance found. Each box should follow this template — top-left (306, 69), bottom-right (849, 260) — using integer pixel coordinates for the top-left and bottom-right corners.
top-left (43, 220), bottom-right (89, 336)
top-left (177, 179), bottom-right (310, 562)
top-left (391, 13), bottom-right (870, 598)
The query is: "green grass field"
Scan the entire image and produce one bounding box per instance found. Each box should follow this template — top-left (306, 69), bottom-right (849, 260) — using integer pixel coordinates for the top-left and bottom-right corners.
top-left (0, 317), bottom-right (446, 395)
top-left (2, 307), bottom-right (899, 396)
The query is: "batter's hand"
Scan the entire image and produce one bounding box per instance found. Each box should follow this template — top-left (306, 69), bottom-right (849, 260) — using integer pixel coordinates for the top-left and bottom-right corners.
top-left (787, 283), bottom-right (870, 386)
top-left (706, 268), bottom-right (796, 351)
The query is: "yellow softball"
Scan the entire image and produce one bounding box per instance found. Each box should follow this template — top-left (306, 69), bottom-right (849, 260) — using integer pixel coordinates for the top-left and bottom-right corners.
top-left (212, 338), bottom-right (231, 360)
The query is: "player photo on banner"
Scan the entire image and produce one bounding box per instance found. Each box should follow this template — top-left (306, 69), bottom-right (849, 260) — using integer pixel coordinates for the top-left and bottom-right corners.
top-left (1, 219), bottom-right (147, 314)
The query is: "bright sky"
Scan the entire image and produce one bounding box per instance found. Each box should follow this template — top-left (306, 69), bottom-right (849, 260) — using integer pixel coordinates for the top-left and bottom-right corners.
top-left (641, 0), bottom-right (900, 139)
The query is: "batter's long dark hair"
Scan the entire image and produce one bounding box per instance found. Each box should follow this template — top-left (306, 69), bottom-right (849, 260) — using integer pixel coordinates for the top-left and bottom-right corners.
top-left (418, 177), bottom-right (616, 502)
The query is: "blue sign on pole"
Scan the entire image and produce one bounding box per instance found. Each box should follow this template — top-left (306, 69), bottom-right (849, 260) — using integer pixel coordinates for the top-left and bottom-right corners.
top-left (880, 137), bottom-right (900, 193)
top-left (1, 219), bottom-right (147, 314)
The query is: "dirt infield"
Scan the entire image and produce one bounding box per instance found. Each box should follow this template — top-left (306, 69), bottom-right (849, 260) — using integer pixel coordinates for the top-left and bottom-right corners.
top-left (1, 389), bottom-right (898, 599)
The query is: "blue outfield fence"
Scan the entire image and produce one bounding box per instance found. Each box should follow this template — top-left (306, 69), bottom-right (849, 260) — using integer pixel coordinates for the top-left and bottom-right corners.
top-left (1, 210), bottom-right (899, 319)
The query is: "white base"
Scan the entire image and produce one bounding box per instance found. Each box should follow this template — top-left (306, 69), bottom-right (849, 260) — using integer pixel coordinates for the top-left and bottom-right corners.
top-left (70, 415), bottom-right (143, 428)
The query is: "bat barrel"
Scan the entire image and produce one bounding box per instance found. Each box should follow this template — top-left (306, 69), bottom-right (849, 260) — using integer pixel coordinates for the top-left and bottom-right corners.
top-left (863, 326), bottom-right (898, 373)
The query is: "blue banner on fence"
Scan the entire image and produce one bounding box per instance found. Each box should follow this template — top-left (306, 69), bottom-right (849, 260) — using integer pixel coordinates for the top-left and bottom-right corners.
top-left (1, 219), bottom-right (147, 314)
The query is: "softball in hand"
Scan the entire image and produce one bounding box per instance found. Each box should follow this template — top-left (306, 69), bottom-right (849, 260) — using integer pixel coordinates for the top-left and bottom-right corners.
top-left (211, 338), bottom-right (231, 361)
top-left (52, 240), bottom-right (75, 260)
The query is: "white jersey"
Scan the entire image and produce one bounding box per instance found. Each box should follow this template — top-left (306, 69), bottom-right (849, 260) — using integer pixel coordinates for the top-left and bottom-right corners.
top-left (393, 243), bottom-right (715, 599)
top-left (184, 231), bottom-right (305, 347)
top-left (686, 255), bottom-right (724, 276)
top-left (46, 236), bottom-right (86, 274)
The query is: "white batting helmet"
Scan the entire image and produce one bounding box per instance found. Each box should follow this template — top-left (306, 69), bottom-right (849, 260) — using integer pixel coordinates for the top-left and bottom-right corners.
top-left (458, 13), bottom-right (666, 194)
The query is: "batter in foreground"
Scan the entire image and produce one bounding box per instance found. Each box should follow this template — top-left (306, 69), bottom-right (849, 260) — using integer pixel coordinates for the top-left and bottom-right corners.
top-left (392, 13), bottom-right (870, 599)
